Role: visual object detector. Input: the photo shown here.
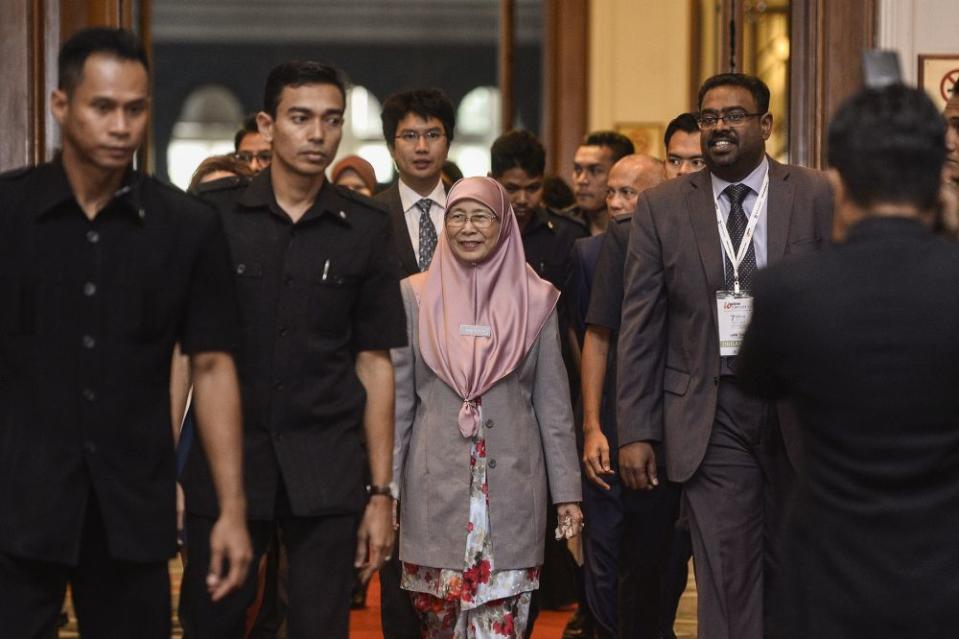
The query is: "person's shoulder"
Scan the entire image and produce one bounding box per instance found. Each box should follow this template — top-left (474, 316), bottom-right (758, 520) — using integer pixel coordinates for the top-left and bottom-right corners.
top-left (335, 184), bottom-right (390, 216)
top-left (192, 175), bottom-right (250, 197)
top-left (138, 175), bottom-right (223, 232)
top-left (548, 206), bottom-right (588, 235)
top-left (775, 161), bottom-right (830, 190)
top-left (0, 165), bottom-right (35, 183)
top-left (190, 175), bottom-right (248, 211)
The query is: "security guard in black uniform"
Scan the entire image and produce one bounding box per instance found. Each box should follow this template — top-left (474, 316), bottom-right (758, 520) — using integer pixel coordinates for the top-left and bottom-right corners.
top-left (177, 61), bottom-right (406, 639)
top-left (0, 28), bottom-right (251, 638)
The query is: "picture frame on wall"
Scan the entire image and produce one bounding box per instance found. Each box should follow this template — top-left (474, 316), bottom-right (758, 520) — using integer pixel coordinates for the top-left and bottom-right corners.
top-left (614, 122), bottom-right (664, 159)
top-left (918, 54), bottom-right (959, 111)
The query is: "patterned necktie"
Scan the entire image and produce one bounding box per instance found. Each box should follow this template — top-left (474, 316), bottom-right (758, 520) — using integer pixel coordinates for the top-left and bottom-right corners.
top-left (723, 183), bottom-right (756, 293)
top-left (416, 198), bottom-right (437, 271)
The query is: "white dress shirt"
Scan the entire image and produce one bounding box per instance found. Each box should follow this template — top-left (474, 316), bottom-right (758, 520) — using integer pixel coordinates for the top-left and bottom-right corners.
top-left (399, 179), bottom-right (447, 265)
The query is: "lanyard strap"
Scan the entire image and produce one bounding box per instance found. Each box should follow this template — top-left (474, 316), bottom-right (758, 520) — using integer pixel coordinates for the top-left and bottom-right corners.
top-left (714, 173), bottom-right (769, 294)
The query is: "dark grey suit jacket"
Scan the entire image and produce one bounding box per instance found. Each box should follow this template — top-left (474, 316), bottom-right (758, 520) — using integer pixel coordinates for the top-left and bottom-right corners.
top-left (375, 183), bottom-right (420, 278)
top-left (616, 158), bottom-right (833, 482)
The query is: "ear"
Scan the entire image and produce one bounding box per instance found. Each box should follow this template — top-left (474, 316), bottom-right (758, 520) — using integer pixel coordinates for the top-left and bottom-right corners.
top-left (50, 88), bottom-right (68, 126)
top-left (760, 112), bottom-right (774, 141)
top-left (255, 111), bottom-right (274, 144)
top-left (827, 168), bottom-right (861, 243)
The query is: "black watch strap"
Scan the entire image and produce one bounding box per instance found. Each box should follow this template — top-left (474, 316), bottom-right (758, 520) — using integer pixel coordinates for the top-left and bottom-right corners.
top-left (367, 484), bottom-right (392, 497)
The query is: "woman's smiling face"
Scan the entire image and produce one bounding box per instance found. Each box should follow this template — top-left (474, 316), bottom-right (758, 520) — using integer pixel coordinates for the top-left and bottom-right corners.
top-left (444, 199), bottom-right (502, 264)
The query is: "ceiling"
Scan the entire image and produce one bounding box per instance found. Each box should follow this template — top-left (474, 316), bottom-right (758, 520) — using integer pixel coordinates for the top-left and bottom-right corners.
top-left (152, 0), bottom-right (543, 45)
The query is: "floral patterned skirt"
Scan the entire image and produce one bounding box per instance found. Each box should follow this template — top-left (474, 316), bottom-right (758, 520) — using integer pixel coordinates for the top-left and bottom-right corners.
top-left (401, 421), bottom-right (540, 638)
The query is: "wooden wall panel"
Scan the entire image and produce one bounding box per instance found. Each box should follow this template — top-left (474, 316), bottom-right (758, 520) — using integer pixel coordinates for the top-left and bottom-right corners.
top-left (0, 0), bottom-right (43, 171)
top-left (0, 0), bottom-right (143, 172)
top-left (789, 0), bottom-right (876, 168)
top-left (542, 0), bottom-right (588, 179)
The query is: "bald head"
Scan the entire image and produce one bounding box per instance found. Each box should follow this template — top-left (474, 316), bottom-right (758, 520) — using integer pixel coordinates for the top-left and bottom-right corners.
top-left (606, 154), bottom-right (665, 217)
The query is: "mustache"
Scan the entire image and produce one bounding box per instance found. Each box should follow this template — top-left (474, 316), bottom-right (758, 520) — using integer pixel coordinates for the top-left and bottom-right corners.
top-left (708, 132), bottom-right (737, 144)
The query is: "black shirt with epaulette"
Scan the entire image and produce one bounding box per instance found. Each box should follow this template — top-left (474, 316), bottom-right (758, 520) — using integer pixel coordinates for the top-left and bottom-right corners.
top-left (521, 206), bottom-right (588, 292)
top-left (0, 159), bottom-right (239, 564)
top-left (180, 168), bottom-right (407, 520)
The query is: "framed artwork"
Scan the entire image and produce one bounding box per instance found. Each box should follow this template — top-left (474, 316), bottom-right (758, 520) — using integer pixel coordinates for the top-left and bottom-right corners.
top-left (918, 54), bottom-right (959, 111)
top-left (615, 122), bottom-right (664, 159)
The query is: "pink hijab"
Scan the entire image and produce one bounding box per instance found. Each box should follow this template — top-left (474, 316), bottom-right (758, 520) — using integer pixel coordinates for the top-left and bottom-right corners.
top-left (409, 176), bottom-right (560, 438)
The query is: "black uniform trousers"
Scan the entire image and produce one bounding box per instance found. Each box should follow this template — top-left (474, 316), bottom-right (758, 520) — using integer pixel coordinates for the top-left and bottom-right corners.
top-left (582, 470), bottom-right (689, 639)
top-left (0, 494), bottom-right (171, 639)
top-left (180, 504), bottom-right (358, 639)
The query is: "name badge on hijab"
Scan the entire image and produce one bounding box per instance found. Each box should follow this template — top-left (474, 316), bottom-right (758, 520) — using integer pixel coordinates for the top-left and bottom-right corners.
top-left (460, 324), bottom-right (492, 338)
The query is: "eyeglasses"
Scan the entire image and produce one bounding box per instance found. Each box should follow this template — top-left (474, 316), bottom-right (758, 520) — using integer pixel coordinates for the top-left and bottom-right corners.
top-left (445, 212), bottom-right (499, 229)
top-left (697, 110), bottom-right (765, 130)
top-left (395, 130), bottom-right (446, 145)
top-left (234, 150), bottom-right (272, 164)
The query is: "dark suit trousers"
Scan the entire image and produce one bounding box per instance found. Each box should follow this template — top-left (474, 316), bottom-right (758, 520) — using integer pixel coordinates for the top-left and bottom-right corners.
top-left (0, 495), bottom-right (171, 639)
top-left (682, 380), bottom-right (793, 639)
top-left (180, 511), bottom-right (358, 639)
top-left (582, 470), bottom-right (685, 639)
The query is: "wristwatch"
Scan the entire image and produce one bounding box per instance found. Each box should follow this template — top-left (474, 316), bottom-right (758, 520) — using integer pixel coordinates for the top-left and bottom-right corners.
top-left (367, 483), bottom-right (399, 500)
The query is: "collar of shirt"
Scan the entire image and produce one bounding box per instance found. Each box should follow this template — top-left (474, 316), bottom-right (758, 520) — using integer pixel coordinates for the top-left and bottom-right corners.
top-left (238, 168), bottom-right (351, 227)
top-left (32, 157), bottom-right (146, 223)
top-left (710, 155), bottom-right (769, 213)
top-left (398, 178), bottom-right (447, 215)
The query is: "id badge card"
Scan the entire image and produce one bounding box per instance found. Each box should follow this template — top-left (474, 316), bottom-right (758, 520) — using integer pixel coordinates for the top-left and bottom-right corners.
top-left (716, 291), bottom-right (753, 356)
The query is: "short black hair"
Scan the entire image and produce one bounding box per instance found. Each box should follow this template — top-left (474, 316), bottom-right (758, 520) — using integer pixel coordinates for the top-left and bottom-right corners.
top-left (263, 61), bottom-right (347, 118)
top-left (58, 27), bottom-right (148, 95)
top-left (664, 112), bottom-right (700, 149)
top-left (827, 83), bottom-right (945, 211)
top-left (697, 73), bottom-right (770, 114)
top-left (234, 114), bottom-right (259, 151)
top-left (381, 88), bottom-right (456, 148)
top-left (582, 131), bottom-right (634, 163)
top-left (490, 129), bottom-right (546, 178)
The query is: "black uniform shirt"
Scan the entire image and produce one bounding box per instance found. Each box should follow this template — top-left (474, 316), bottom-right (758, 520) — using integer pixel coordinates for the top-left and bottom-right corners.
top-left (586, 213), bottom-right (631, 331)
top-left (584, 213), bottom-right (665, 466)
top-left (521, 207), bottom-right (587, 292)
top-left (521, 207), bottom-right (587, 399)
top-left (182, 170), bottom-right (406, 520)
top-left (0, 159), bottom-right (239, 564)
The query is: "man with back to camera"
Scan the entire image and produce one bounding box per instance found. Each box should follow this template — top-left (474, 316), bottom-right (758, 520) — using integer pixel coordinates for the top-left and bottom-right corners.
top-left (234, 114), bottom-right (273, 174)
top-left (616, 74), bottom-right (833, 639)
top-left (577, 113), bottom-right (703, 639)
top-left (376, 88), bottom-right (456, 278)
top-left (0, 27), bottom-right (250, 637)
top-left (178, 60), bottom-right (406, 638)
top-left (737, 83), bottom-right (959, 638)
top-left (572, 131), bottom-right (635, 237)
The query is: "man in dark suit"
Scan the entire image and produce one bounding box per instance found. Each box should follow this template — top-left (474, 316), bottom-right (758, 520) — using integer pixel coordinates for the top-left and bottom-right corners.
top-left (737, 84), bottom-right (959, 638)
top-left (374, 88), bottom-right (456, 638)
top-left (616, 73), bottom-right (833, 639)
top-left (375, 89), bottom-right (456, 278)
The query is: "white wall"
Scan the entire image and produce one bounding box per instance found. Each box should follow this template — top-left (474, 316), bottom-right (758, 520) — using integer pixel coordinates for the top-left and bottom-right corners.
top-left (878, 0), bottom-right (959, 87)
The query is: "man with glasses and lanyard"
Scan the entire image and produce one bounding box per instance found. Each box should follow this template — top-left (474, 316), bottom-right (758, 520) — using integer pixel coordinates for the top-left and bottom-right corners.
top-left (616, 73), bottom-right (833, 639)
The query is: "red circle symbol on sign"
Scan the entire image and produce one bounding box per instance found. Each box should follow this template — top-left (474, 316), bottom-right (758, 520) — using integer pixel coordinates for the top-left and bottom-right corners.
top-left (941, 69), bottom-right (959, 101)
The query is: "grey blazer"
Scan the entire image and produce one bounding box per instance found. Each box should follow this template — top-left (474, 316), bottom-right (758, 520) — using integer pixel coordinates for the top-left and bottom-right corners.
top-left (616, 158), bottom-right (834, 482)
top-left (392, 278), bottom-right (582, 570)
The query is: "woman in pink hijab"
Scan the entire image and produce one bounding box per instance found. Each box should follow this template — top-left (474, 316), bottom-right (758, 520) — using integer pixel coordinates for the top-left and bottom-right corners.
top-left (392, 176), bottom-right (583, 637)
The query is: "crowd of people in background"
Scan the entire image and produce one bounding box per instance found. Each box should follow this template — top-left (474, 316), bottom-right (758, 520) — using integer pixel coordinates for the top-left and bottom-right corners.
top-left (3, 25), bottom-right (959, 639)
